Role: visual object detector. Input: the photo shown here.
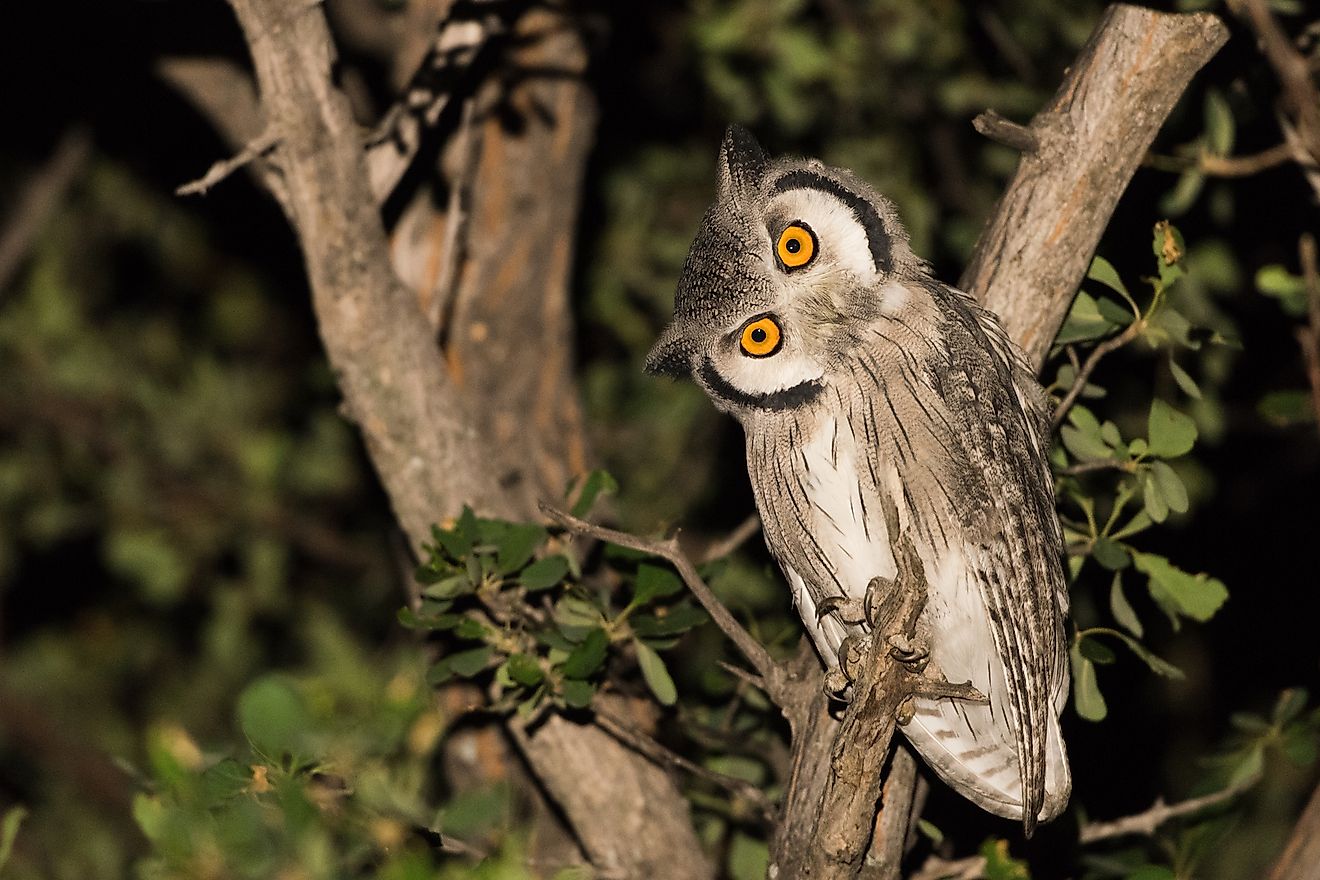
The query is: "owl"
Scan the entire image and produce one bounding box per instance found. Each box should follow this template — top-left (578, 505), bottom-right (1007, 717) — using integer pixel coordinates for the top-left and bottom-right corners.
top-left (646, 126), bottom-right (1071, 833)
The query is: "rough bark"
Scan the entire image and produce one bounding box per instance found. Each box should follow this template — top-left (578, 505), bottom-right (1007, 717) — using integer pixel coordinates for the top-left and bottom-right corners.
top-left (960, 5), bottom-right (1229, 368)
top-left (194, 2), bottom-right (712, 877)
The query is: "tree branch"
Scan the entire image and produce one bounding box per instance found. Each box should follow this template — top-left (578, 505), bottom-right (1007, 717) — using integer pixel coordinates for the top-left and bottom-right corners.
top-left (1296, 233), bottom-right (1320, 435)
top-left (1269, 777), bottom-right (1320, 880)
top-left (0, 127), bottom-right (90, 295)
top-left (961, 5), bottom-right (1229, 369)
top-left (1051, 318), bottom-right (1145, 431)
top-left (1078, 769), bottom-right (1259, 844)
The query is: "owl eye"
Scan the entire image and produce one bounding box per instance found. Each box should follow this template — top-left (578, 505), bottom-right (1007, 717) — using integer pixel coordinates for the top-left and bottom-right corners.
top-left (776, 222), bottom-right (816, 270)
top-left (739, 315), bottom-right (782, 358)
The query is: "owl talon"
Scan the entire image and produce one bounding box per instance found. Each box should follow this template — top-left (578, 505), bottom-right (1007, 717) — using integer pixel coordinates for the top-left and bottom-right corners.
top-left (823, 669), bottom-right (851, 696)
top-left (887, 633), bottom-right (930, 673)
top-left (896, 696), bottom-right (916, 725)
top-left (817, 595), bottom-right (867, 626)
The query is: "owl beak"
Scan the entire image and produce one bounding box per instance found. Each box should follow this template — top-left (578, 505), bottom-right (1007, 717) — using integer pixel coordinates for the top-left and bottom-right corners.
top-left (644, 326), bottom-right (694, 377)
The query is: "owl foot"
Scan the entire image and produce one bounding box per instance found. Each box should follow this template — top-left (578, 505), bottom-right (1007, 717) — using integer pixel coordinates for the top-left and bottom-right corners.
top-left (886, 633), bottom-right (929, 673)
top-left (816, 595), bottom-right (867, 626)
top-left (823, 634), bottom-right (868, 698)
top-left (895, 677), bottom-right (986, 726)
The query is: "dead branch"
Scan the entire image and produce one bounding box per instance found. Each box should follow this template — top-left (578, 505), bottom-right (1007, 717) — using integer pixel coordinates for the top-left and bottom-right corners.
top-left (699, 513), bottom-right (763, 565)
top-left (972, 110), bottom-right (1038, 153)
top-left (962, 5), bottom-right (1229, 369)
top-left (1237, 0), bottom-right (1320, 166)
top-left (1143, 142), bottom-right (1298, 178)
top-left (1078, 769), bottom-right (1260, 844)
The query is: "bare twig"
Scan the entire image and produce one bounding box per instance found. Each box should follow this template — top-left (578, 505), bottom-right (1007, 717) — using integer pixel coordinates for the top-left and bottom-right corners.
top-left (176, 128), bottom-right (280, 197)
top-left (1237, 0), bottom-right (1320, 164)
top-left (1297, 234), bottom-right (1320, 434)
top-left (593, 706), bottom-right (776, 822)
top-left (0, 128), bottom-right (91, 293)
top-left (1079, 769), bottom-right (1259, 843)
top-left (911, 854), bottom-right (987, 880)
top-left (972, 110), bottom-right (1039, 153)
top-left (1051, 319), bottom-right (1145, 431)
top-left (699, 513), bottom-right (762, 565)
top-left (1058, 459), bottom-right (1136, 477)
top-left (1143, 142), bottom-right (1297, 177)
top-left (539, 502), bottom-right (782, 691)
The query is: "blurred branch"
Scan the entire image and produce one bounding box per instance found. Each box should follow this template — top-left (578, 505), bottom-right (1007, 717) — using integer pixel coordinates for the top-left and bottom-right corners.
top-left (962, 5), bottom-right (1229, 369)
top-left (1078, 769), bottom-right (1259, 844)
top-left (911, 854), bottom-right (986, 880)
top-left (1297, 234), bottom-right (1320, 435)
top-left (698, 513), bottom-right (762, 565)
top-left (176, 128), bottom-right (279, 197)
top-left (1236, 0), bottom-right (1320, 167)
top-left (1269, 777), bottom-right (1320, 880)
top-left (1142, 142), bottom-right (1298, 177)
top-left (0, 128), bottom-right (91, 294)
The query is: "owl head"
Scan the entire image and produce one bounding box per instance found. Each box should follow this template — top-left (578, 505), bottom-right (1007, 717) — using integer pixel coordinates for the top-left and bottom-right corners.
top-left (645, 125), bottom-right (928, 416)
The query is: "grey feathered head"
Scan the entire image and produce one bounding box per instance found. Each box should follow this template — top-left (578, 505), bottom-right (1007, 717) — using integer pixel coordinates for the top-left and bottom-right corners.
top-left (645, 126), bottom-right (927, 415)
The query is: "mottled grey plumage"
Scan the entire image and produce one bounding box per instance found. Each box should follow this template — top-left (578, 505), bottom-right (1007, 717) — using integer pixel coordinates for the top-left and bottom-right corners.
top-left (646, 126), bottom-right (1071, 833)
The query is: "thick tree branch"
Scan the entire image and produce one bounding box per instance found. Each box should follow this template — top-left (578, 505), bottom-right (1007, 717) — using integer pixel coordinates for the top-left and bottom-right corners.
top-left (961, 5), bottom-right (1229, 369)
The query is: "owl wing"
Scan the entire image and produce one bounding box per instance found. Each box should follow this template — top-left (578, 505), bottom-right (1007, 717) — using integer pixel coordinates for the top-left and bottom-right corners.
top-left (886, 283), bottom-right (1070, 833)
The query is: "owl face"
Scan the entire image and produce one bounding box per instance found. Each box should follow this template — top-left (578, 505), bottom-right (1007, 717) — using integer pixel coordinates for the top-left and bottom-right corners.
top-left (646, 126), bottom-right (927, 417)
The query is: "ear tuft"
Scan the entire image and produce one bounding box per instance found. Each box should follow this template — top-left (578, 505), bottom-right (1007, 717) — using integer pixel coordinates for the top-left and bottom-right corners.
top-left (644, 327), bottom-right (694, 377)
top-left (717, 124), bottom-right (768, 203)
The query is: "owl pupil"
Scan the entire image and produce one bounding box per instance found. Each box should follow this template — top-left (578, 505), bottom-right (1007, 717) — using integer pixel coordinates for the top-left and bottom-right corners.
top-left (751, 327), bottom-right (767, 343)
top-left (785, 238), bottom-right (801, 254)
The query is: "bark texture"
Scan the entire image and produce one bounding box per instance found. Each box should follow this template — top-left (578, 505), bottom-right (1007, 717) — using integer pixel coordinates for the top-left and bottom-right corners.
top-left (960, 5), bottom-right (1229, 368)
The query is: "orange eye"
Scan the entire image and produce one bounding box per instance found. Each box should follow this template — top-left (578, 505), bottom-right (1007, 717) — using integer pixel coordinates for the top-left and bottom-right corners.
top-left (740, 316), bottom-right (782, 358)
top-left (776, 223), bottom-right (816, 269)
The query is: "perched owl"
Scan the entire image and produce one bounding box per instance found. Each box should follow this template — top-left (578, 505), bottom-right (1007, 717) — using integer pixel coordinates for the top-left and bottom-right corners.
top-left (646, 126), bottom-right (1071, 833)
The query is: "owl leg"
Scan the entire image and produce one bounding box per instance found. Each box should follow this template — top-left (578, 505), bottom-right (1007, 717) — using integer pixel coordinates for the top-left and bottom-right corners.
top-left (823, 634), bottom-right (867, 697)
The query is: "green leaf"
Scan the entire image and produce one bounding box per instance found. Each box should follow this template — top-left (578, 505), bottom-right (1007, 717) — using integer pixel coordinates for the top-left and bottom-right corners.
top-left (1079, 636), bottom-right (1116, 665)
top-left (1071, 644), bottom-right (1108, 722)
top-left (560, 629), bottom-right (609, 680)
top-left (1273, 688), bottom-right (1309, 726)
top-left (634, 563), bottom-right (684, 606)
top-left (1259, 390), bottom-right (1316, 426)
top-left (1110, 574), bottom-right (1144, 638)
top-left (728, 833), bottom-right (770, 880)
top-left (1160, 169), bottom-right (1204, 217)
top-left (1147, 399), bottom-right (1197, 458)
top-left (1087, 256), bottom-right (1132, 303)
top-left (1092, 537), bottom-right (1131, 571)
top-left (1133, 551), bottom-right (1228, 624)
top-left (1256, 265), bottom-right (1309, 316)
top-left (520, 555), bottom-right (570, 591)
top-left (491, 523), bottom-right (547, 575)
top-left (569, 469), bottom-right (619, 518)
top-left (630, 602), bottom-right (708, 637)
top-left (561, 679), bottom-right (596, 709)
top-left (1204, 89), bottom-right (1235, 156)
top-left (916, 818), bottom-right (944, 845)
top-left (237, 675), bottom-right (313, 758)
top-left (1056, 291), bottom-right (1121, 345)
top-left (1129, 867), bottom-right (1177, 880)
top-left (0, 806), bottom-right (28, 871)
top-left (1143, 473), bottom-right (1169, 524)
top-left (506, 653), bottom-right (545, 688)
top-left (1104, 630), bottom-right (1185, 679)
top-left (1229, 744), bottom-right (1265, 788)
top-left (132, 794), bottom-right (164, 843)
top-left (445, 645), bottom-right (494, 678)
top-left (1149, 461), bottom-right (1189, 514)
top-left (980, 838), bottom-right (1031, 880)
top-left (635, 639), bottom-right (678, 705)
top-left (1061, 424), bottom-right (1115, 463)
top-left (419, 573), bottom-right (472, 600)
top-left (1169, 359), bottom-right (1202, 399)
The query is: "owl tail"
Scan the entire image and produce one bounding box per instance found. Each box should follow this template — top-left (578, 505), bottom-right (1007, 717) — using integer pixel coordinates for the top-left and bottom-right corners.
top-left (902, 679), bottom-right (1071, 828)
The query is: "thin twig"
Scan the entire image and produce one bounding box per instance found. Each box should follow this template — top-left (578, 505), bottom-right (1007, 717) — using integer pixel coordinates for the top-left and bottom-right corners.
top-left (539, 502), bottom-right (782, 693)
top-left (1297, 234), bottom-right (1320, 434)
top-left (910, 855), bottom-right (986, 880)
top-left (1142, 142), bottom-right (1297, 177)
top-left (700, 513), bottom-right (762, 565)
top-left (1058, 459), bottom-right (1136, 477)
top-left (1237, 0), bottom-right (1320, 164)
top-left (1078, 769), bottom-right (1259, 843)
top-left (1051, 319), bottom-right (1145, 431)
top-left (176, 128), bottom-right (280, 197)
top-left (592, 706), bottom-right (776, 822)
